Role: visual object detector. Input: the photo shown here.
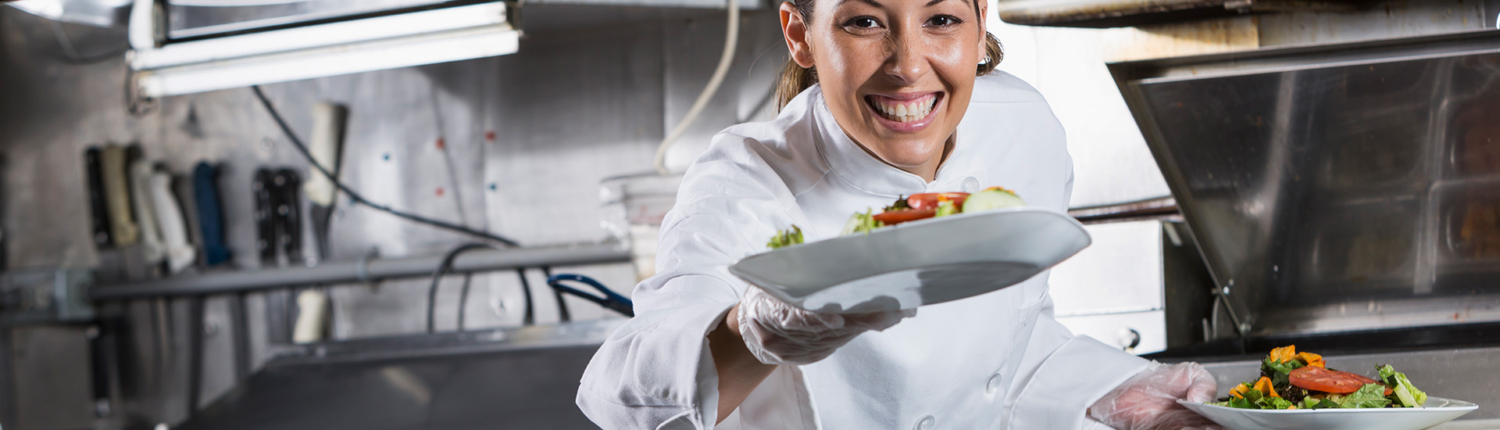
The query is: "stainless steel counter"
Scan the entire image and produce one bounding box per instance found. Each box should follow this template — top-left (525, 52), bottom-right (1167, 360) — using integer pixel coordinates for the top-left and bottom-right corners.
top-left (176, 318), bottom-right (625, 430)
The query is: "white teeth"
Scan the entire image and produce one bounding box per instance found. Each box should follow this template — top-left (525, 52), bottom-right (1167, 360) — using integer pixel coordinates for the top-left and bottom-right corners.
top-left (872, 96), bottom-right (937, 123)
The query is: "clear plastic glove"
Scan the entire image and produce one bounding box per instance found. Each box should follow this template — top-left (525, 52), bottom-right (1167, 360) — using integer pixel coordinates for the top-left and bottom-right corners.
top-left (737, 286), bottom-right (914, 365)
top-left (1089, 361), bottom-right (1223, 430)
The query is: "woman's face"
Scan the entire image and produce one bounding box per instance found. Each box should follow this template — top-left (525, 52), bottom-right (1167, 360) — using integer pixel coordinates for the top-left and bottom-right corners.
top-left (781, 0), bottom-right (987, 180)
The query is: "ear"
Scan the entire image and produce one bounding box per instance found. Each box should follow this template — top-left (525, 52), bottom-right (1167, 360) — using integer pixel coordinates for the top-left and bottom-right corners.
top-left (976, 0), bottom-right (989, 55)
top-left (780, 2), bottom-right (816, 68)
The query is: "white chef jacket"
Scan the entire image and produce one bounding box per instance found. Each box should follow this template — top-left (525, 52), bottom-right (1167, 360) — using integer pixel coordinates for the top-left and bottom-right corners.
top-left (577, 72), bottom-right (1150, 430)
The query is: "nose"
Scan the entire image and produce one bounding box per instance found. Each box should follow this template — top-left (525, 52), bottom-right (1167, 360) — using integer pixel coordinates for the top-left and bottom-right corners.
top-left (883, 28), bottom-right (928, 85)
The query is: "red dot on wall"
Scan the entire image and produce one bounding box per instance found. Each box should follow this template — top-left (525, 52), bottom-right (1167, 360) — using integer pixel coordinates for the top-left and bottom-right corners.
top-left (435, 137), bottom-right (446, 150)
top-left (435, 187), bottom-right (445, 197)
top-left (485, 130), bottom-right (497, 142)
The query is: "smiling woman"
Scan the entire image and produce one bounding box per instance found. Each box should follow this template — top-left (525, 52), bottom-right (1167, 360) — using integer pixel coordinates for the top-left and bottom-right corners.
top-left (574, 0), bottom-right (1220, 428)
top-left (776, 0), bottom-right (1003, 181)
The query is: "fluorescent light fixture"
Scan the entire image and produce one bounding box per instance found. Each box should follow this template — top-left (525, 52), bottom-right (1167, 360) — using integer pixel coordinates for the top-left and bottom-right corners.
top-left (128, 2), bottom-right (519, 97)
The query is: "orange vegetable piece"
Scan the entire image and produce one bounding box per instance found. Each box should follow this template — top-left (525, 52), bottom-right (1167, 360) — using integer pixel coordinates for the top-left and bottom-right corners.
top-left (1296, 352), bottom-right (1325, 368)
top-left (1268, 345), bottom-right (1297, 363)
top-left (1230, 383), bottom-right (1251, 399)
top-left (1254, 376), bottom-right (1281, 398)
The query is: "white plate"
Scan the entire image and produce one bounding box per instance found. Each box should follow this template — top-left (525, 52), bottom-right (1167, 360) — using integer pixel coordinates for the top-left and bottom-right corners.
top-left (1178, 397), bottom-right (1479, 430)
top-left (728, 208), bottom-right (1090, 314)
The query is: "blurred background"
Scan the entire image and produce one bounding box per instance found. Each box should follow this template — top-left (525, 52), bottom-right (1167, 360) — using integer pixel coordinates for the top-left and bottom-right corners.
top-left (2, 0), bottom-right (1500, 428)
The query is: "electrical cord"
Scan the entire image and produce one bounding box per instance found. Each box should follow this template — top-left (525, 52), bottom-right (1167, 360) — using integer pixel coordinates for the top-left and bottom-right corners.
top-left (546, 274), bottom-right (634, 317)
top-left (652, 0), bottom-right (739, 174)
top-left (251, 86), bottom-right (520, 247)
top-left (455, 272), bottom-right (473, 331)
top-left (541, 266), bottom-right (569, 322)
top-left (514, 268), bottom-right (537, 326)
top-left (427, 243), bottom-right (515, 333)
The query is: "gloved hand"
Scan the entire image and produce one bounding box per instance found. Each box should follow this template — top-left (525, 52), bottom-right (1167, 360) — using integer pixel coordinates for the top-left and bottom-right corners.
top-left (1089, 361), bottom-right (1222, 430)
top-left (737, 286), bottom-right (914, 365)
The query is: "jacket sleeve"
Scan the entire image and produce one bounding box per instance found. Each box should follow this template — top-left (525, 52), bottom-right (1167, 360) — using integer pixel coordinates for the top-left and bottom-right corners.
top-left (577, 135), bottom-right (803, 429)
top-left (576, 214), bottom-right (748, 430)
top-left (1003, 145), bottom-right (1151, 429)
top-left (1002, 294), bottom-right (1151, 429)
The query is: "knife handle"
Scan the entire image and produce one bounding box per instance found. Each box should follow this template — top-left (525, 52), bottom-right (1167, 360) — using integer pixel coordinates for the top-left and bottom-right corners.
top-left (128, 156), bottom-right (165, 265)
top-left (193, 162), bottom-right (230, 267)
top-left (272, 169), bottom-right (303, 265)
top-left (253, 169), bottom-right (277, 265)
top-left (149, 171), bottom-right (195, 274)
top-left (100, 146), bottom-right (138, 246)
top-left (84, 148), bottom-right (113, 248)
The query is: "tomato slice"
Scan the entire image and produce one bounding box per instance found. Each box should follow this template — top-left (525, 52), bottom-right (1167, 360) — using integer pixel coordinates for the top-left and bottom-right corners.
top-left (1289, 366), bottom-right (1389, 394)
top-left (907, 193), bottom-right (969, 210)
top-left (872, 208), bottom-right (936, 225)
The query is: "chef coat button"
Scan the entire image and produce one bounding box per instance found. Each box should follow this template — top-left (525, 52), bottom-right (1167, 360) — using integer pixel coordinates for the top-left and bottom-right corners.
top-left (962, 177), bottom-right (980, 193)
top-left (914, 415), bottom-right (936, 430)
top-left (986, 373), bottom-right (1002, 394)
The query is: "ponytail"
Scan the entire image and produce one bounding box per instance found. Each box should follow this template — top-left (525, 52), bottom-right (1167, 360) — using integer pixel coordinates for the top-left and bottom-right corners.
top-left (774, 0), bottom-right (1004, 111)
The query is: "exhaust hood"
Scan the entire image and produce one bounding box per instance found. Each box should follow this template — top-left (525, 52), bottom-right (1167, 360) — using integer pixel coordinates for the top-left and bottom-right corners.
top-left (126, 0), bottom-right (520, 98)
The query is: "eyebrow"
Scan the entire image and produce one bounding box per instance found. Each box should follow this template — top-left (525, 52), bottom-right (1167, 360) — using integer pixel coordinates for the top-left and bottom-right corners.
top-left (837, 0), bottom-right (974, 8)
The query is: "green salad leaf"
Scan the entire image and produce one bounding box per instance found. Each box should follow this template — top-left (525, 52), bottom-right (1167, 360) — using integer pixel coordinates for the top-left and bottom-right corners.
top-left (1338, 384), bottom-right (1393, 409)
top-left (840, 210), bottom-right (883, 236)
top-left (767, 225), bottom-right (804, 249)
top-left (934, 200), bottom-right (958, 218)
top-left (1379, 364), bottom-right (1428, 407)
top-left (1262, 357), bottom-right (1305, 388)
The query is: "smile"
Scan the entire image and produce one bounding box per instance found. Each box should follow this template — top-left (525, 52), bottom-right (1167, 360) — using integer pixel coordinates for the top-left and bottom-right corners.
top-left (864, 93), bottom-right (943, 132)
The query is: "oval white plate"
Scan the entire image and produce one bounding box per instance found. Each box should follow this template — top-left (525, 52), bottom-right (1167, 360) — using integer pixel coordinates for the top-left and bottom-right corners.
top-left (728, 208), bottom-right (1090, 314)
top-left (1178, 397), bottom-right (1479, 430)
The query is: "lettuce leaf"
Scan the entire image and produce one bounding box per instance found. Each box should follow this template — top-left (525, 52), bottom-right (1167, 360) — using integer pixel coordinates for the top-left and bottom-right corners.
top-left (1339, 384), bottom-right (1393, 409)
top-left (840, 210), bottom-right (883, 236)
top-left (767, 225), bottom-right (804, 249)
top-left (1379, 364), bottom-right (1428, 407)
top-left (1262, 357), bottom-right (1305, 387)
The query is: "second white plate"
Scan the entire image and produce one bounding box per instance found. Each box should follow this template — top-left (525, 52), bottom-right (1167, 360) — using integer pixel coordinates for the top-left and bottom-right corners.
top-left (1178, 398), bottom-right (1479, 430)
top-left (728, 208), bottom-right (1090, 314)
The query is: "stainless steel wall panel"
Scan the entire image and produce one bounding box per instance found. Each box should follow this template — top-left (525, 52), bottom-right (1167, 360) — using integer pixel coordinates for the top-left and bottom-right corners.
top-left (10, 326), bottom-right (95, 430)
top-left (1112, 31), bottom-right (1500, 336)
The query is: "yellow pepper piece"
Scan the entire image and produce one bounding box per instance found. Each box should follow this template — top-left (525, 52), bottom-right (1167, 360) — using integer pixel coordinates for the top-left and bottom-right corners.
top-left (1254, 376), bottom-right (1281, 398)
top-left (1296, 352), bottom-right (1325, 368)
top-left (1229, 383), bottom-right (1251, 399)
top-left (1288, 405), bottom-right (1298, 410)
top-left (1268, 345), bottom-right (1297, 363)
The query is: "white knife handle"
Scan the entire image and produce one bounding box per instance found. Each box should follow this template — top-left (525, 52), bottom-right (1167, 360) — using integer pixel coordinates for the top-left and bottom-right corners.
top-left (129, 160), bottom-right (165, 264)
top-left (305, 103), bottom-right (348, 206)
top-left (150, 172), bottom-right (195, 273)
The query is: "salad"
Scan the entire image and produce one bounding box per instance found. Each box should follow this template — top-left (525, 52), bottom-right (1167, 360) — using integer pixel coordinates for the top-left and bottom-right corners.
top-left (766, 187), bottom-right (1026, 249)
top-left (1211, 345), bottom-right (1428, 410)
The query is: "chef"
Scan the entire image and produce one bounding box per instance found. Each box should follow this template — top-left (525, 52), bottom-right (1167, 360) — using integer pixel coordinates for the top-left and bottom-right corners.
top-left (577, 0), bottom-right (1220, 428)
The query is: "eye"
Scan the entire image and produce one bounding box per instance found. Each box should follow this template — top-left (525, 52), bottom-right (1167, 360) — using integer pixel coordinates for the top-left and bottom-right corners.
top-left (842, 16), bottom-right (882, 29)
top-left (926, 15), bottom-right (962, 27)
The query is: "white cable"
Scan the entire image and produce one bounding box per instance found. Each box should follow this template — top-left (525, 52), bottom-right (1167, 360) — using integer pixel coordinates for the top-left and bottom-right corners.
top-left (653, 0), bottom-right (739, 175)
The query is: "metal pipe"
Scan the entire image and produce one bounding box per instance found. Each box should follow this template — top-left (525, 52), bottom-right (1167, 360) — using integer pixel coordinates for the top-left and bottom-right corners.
top-left (90, 242), bottom-right (631, 300)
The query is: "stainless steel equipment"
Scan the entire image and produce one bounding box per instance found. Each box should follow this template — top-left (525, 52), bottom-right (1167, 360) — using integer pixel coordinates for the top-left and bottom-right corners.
top-left (1050, 220), bottom-right (1216, 355)
top-left (173, 319), bottom-right (624, 430)
top-left (1110, 30), bottom-right (1500, 338)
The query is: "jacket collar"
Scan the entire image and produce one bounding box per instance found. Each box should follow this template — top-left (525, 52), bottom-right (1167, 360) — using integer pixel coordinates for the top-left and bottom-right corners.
top-left (809, 86), bottom-right (982, 197)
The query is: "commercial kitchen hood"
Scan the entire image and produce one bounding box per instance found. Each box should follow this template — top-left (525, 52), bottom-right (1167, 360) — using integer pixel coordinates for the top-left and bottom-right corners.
top-left (1110, 30), bottom-right (1500, 338)
top-left (125, 0), bottom-right (520, 98)
top-left (995, 0), bottom-right (1375, 28)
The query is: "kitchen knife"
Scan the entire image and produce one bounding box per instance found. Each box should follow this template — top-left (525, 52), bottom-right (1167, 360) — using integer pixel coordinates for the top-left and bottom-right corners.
top-left (100, 146), bottom-right (138, 246)
top-left (84, 147), bottom-right (113, 248)
top-left (149, 170), bottom-right (195, 273)
top-left (193, 162), bottom-right (230, 266)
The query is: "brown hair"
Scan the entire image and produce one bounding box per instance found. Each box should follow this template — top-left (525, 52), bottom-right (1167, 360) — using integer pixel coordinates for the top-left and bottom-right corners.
top-left (775, 0), bottom-right (1004, 110)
